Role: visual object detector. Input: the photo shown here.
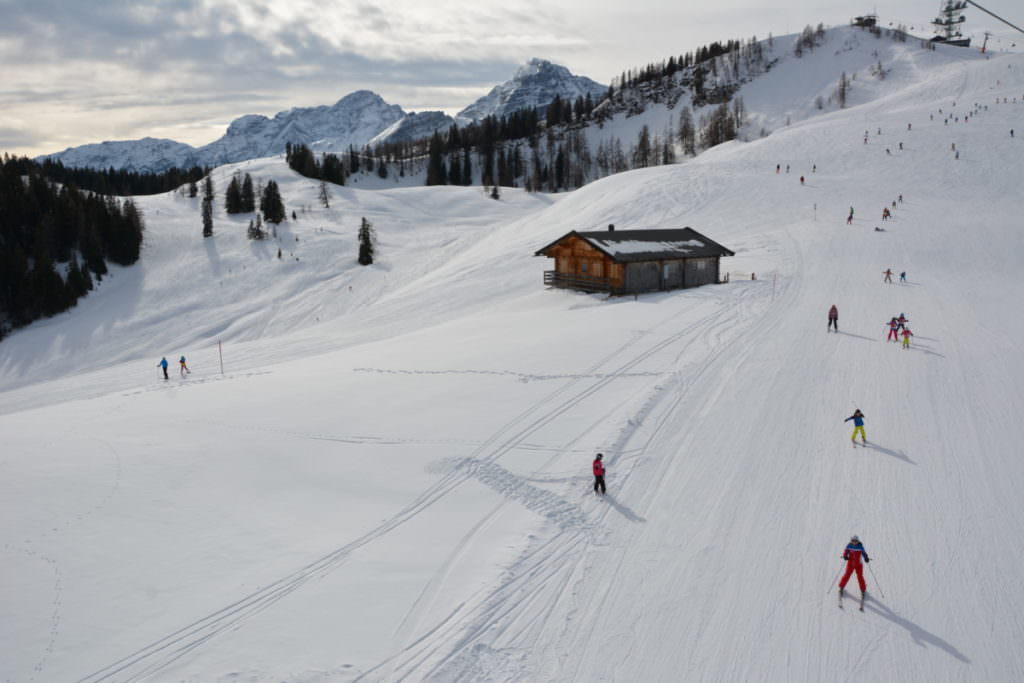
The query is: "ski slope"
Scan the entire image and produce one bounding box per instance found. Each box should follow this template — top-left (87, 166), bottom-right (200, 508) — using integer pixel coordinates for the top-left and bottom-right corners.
top-left (2, 33), bottom-right (1024, 682)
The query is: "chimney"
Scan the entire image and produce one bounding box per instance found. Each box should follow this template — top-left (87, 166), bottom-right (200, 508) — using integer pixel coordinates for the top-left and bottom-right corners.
top-left (608, 224), bottom-right (615, 232)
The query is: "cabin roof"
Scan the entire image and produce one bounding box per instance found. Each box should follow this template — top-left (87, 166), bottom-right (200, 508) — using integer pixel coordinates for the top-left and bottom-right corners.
top-left (535, 228), bottom-right (735, 263)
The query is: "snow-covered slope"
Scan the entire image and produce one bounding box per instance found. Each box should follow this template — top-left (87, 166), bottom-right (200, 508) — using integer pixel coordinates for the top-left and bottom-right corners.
top-left (457, 57), bottom-right (607, 122)
top-left (368, 110), bottom-right (454, 146)
top-left (42, 91), bottom-right (405, 172)
top-left (3, 33), bottom-right (1024, 683)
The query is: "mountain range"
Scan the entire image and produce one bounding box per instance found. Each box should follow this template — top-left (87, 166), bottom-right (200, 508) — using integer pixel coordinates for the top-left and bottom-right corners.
top-left (41, 59), bottom-right (607, 173)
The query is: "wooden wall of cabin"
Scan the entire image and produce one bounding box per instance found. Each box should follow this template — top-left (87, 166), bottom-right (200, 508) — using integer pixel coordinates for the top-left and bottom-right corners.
top-left (683, 257), bottom-right (719, 288)
top-left (543, 236), bottom-right (623, 290)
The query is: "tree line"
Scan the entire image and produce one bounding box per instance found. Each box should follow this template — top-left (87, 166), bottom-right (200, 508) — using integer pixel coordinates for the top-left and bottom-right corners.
top-left (0, 155), bottom-right (144, 338)
top-left (38, 158), bottom-right (208, 196)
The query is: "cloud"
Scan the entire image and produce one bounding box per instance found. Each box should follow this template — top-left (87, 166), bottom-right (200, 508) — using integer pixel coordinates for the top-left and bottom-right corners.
top-left (0, 125), bottom-right (40, 150)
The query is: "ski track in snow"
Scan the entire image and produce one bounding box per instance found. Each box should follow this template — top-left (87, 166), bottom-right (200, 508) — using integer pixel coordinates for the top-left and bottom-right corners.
top-left (359, 277), bottom-right (775, 681)
top-left (76, 275), bottom-right (765, 683)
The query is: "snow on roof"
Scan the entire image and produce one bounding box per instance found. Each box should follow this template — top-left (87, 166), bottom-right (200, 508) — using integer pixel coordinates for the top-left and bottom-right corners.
top-left (589, 238), bottom-right (705, 256)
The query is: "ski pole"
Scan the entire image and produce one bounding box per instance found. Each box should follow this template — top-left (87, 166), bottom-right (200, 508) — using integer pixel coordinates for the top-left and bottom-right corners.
top-left (867, 562), bottom-right (886, 599)
top-left (826, 565), bottom-right (844, 595)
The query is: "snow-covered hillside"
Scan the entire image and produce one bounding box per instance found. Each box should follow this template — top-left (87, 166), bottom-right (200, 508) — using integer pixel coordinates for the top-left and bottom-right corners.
top-left (3, 31), bottom-right (1024, 683)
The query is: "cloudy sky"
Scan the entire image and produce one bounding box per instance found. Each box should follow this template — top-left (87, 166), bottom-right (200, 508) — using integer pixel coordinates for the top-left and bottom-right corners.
top-left (2, 0), bottom-right (1019, 157)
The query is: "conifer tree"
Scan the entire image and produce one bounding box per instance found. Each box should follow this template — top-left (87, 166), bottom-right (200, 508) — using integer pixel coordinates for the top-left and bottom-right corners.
top-left (202, 195), bottom-right (213, 237)
top-left (260, 180), bottom-right (285, 223)
top-left (426, 131), bottom-right (447, 186)
top-left (357, 217), bottom-right (375, 265)
top-left (225, 174), bottom-right (242, 213)
top-left (241, 173), bottom-right (255, 212)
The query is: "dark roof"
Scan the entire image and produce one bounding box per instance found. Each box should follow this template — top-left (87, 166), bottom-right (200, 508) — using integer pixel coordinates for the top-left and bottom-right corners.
top-left (535, 228), bottom-right (735, 263)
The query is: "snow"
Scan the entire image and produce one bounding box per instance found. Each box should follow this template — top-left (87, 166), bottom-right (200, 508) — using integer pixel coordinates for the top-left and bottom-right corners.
top-left (591, 238), bottom-right (705, 256)
top-left (3, 26), bottom-right (1024, 682)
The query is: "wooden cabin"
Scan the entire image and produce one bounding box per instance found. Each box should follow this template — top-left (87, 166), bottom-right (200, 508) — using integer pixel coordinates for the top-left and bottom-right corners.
top-left (535, 226), bottom-right (735, 295)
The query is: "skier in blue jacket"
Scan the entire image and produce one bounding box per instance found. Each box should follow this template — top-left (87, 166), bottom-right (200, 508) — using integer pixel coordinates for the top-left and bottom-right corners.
top-left (845, 409), bottom-right (866, 445)
top-left (158, 357), bottom-right (169, 380)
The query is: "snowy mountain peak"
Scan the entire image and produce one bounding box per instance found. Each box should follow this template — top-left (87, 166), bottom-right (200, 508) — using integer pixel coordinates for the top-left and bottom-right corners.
top-left (457, 59), bottom-right (607, 122)
top-left (42, 90), bottom-right (407, 172)
top-left (514, 57), bottom-right (558, 79)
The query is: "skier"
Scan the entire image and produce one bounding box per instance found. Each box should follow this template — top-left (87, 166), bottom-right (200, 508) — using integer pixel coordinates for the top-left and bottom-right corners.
top-left (882, 207), bottom-right (890, 221)
top-left (899, 142), bottom-right (903, 150)
top-left (898, 194), bottom-right (903, 203)
top-left (886, 317), bottom-right (900, 341)
top-left (900, 271), bottom-right (907, 283)
top-left (179, 355), bottom-right (191, 376)
top-left (896, 313), bottom-right (908, 332)
top-left (901, 326), bottom-right (914, 349)
top-left (592, 453), bottom-right (606, 495)
top-left (158, 357), bottom-right (169, 380)
top-left (813, 164), bottom-right (817, 173)
top-left (907, 123), bottom-right (912, 131)
top-left (828, 304), bottom-right (839, 333)
top-left (800, 175), bottom-right (805, 185)
top-left (838, 535), bottom-right (871, 609)
top-left (776, 164), bottom-right (780, 173)
top-left (845, 410), bottom-right (866, 445)
top-left (883, 268), bottom-right (894, 284)
top-left (847, 207), bottom-right (854, 225)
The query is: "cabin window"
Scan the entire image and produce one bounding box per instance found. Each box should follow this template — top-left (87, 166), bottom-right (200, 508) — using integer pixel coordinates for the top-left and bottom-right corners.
top-left (697, 260), bottom-right (707, 271)
top-left (581, 262), bottom-right (588, 273)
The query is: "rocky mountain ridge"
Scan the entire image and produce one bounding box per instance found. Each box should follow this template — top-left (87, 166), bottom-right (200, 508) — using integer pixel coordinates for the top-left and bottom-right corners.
top-left (42, 60), bottom-right (607, 172)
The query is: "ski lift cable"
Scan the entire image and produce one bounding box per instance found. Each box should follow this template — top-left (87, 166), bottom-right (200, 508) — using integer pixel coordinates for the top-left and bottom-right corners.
top-left (964, 0), bottom-right (1024, 35)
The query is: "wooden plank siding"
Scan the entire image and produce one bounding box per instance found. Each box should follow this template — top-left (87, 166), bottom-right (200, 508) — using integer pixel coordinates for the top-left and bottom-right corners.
top-left (545, 235), bottom-right (624, 292)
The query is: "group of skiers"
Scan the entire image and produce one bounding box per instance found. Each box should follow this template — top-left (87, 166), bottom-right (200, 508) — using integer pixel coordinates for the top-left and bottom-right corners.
top-left (882, 268), bottom-right (907, 284)
top-left (886, 314), bottom-right (913, 348)
top-left (157, 355), bottom-right (190, 380)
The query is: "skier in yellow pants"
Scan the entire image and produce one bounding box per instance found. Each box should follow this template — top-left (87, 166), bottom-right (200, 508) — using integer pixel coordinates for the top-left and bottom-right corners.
top-left (845, 409), bottom-right (866, 445)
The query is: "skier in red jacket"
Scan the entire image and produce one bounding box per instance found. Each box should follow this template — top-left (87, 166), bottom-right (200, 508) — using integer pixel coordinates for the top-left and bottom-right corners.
top-left (839, 535), bottom-right (871, 604)
top-left (592, 454), bottom-right (606, 495)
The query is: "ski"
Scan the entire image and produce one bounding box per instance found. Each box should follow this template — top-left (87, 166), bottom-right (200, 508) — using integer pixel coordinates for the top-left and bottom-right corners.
top-left (838, 587), bottom-right (844, 608)
top-left (859, 592), bottom-right (866, 611)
